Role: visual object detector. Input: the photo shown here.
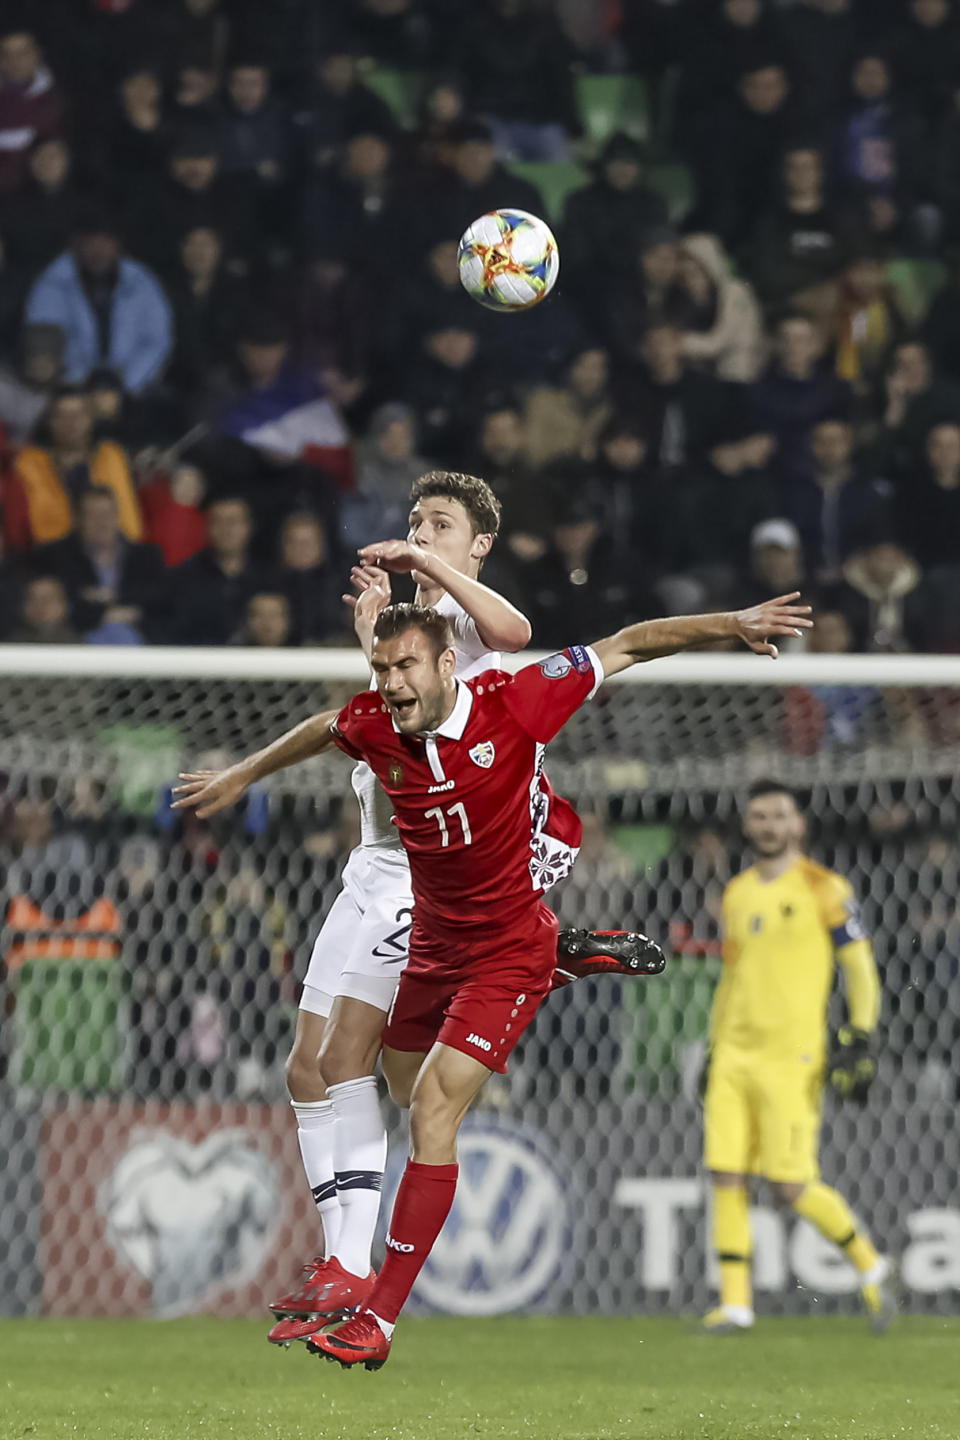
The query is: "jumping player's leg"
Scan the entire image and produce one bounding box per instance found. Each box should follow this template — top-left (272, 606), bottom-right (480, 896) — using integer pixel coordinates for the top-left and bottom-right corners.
top-left (382, 1046), bottom-right (429, 1109)
top-left (267, 998), bottom-right (340, 1330)
top-left (310, 947), bottom-right (554, 1369)
top-left (350, 1044), bottom-right (489, 1328)
top-left (286, 1003), bottom-right (339, 1248)
top-left (319, 995), bottom-right (393, 1282)
top-left (270, 860), bottom-right (392, 1331)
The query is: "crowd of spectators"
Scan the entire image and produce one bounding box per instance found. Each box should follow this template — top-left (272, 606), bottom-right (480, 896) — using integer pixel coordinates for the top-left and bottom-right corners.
top-left (1, 0), bottom-right (960, 652)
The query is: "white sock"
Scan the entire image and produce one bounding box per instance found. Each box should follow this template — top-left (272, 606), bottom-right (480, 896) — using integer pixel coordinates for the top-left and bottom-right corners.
top-left (328, 1075), bottom-right (388, 1278)
top-left (369, 1311), bottom-right (395, 1340)
top-left (291, 1098), bottom-right (340, 1255)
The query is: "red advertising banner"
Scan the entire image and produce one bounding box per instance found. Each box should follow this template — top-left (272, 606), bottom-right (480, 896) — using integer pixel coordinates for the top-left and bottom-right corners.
top-left (39, 1103), bottom-right (317, 1318)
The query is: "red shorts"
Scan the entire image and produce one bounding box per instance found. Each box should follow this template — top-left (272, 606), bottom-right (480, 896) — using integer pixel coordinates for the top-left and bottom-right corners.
top-left (382, 903), bottom-right (556, 1073)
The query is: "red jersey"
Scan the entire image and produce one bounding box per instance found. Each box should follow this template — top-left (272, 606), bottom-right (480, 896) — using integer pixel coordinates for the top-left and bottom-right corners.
top-left (331, 645), bottom-right (603, 972)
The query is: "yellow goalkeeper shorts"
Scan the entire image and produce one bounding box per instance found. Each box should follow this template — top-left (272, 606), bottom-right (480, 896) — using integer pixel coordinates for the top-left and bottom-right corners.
top-left (703, 1045), bottom-right (824, 1184)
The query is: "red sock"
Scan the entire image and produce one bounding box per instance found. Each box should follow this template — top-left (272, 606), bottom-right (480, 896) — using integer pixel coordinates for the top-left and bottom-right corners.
top-left (366, 1160), bottom-right (458, 1323)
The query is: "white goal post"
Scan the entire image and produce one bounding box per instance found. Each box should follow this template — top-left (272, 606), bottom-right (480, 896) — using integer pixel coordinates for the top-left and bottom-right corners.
top-left (3, 643), bottom-right (960, 685)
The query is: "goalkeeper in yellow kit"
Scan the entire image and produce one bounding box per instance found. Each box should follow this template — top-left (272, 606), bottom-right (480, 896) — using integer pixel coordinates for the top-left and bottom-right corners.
top-left (701, 779), bottom-right (896, 1335)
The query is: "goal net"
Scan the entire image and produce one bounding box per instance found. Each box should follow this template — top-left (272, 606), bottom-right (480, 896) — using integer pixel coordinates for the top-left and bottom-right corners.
top-left (1, 645), bottom-right (958, 1320)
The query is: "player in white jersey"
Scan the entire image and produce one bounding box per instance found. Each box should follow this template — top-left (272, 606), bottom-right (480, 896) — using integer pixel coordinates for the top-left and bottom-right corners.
top-left (174, 471), bottom-right (662, 1342)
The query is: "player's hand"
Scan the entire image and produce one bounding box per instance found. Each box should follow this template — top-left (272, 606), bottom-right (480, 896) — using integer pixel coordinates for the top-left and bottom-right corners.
top-left (829, 1026), bottom-right (877, 1106)
top-left (171, 766), bottom-right (252, 819)
top-left (356, 539), bottom-right (430, 575)
top-left (732, 592), bottom-right (813, 659)
top-left (342, 564), bottom-right (391, 614)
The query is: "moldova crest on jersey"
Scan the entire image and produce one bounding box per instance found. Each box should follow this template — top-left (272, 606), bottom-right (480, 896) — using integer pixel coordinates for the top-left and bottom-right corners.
top-left (469, 741), bottom-right (496, 769)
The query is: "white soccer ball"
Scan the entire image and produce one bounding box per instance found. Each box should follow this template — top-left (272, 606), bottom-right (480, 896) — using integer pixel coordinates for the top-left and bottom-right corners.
top-left (458, 208), bottom-right (560, 312)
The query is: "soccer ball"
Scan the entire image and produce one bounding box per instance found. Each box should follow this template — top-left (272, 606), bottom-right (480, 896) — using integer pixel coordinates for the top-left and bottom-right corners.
top-left (458, 209), bottom-right (559, 312)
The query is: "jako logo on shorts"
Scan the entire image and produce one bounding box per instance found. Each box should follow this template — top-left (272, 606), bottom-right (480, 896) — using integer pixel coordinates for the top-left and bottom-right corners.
top-left (466, 1032), bottom-right (492, 1052)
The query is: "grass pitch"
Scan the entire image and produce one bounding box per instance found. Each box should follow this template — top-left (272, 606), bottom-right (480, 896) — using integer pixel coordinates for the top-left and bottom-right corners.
top-left (1, 1315), bottom-right (956, 1440)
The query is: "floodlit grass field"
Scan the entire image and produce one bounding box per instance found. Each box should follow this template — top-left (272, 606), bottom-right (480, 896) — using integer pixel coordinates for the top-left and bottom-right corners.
top-left (1, 1315), bottom-right (957, 1440)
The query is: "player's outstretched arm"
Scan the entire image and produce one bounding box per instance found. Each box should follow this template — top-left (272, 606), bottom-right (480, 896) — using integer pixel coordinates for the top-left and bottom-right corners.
top-left (592, 593), bottom-right (813, 677)
top-left (358, 538), bottom-right (532, 652)
top-left (171, 708), bottom-right (340, 818)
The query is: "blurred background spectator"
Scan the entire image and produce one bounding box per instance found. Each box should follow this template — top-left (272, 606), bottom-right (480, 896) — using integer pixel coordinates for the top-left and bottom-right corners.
top-left (0, 0), bottom-right (957, 653)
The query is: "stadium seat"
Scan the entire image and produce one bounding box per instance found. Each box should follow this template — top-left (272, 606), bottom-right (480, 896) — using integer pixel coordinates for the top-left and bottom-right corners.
top-left (613, 824), bottom-right (675, 868)
top-left (12, 960), bottom-right (127, 1091)
top-left (621, 954), bottom-right (720, 1095)
top-left (508, 161), bottom-right (589, 222)
top-left (362, 66), bottom-right (423, 129)
top-left (647, 162), bottom-right (695, 223)
top-left (576, 74), bottom-right (650, 147)
top-left (886, 258), bottom-right (948, 322)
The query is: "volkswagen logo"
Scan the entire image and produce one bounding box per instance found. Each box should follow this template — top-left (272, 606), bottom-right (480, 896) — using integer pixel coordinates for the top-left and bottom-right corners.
top-left (388, 1117), bottom-right (571, 1317)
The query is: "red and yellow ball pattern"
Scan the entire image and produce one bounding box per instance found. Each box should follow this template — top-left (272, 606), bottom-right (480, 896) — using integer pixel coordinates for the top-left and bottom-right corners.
top-left (458, 209), bottom-right (560, 312)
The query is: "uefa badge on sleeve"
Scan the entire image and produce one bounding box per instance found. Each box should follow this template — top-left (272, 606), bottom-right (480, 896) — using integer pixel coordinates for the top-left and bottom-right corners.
top-left (469, 742), bottom-right (496, 769)
top-left (539, 653), bottom-right (572, 680)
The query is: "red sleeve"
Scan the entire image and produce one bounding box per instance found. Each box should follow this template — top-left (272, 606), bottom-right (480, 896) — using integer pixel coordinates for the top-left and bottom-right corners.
top-left (331, 698), bottom-right (368, 762)
top-left (502, 645), bottom-right (604, 743)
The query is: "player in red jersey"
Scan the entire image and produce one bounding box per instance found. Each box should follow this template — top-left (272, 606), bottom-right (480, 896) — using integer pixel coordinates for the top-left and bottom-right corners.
top-left (175, 476), bottom-right (663, 1349)
top-left (187, 591), bottom-right (811, 1370)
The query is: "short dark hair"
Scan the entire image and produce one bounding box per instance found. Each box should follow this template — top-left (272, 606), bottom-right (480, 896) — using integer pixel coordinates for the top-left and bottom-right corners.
top-left (747, 778), bottom-right (799, 806)
top-left (373, 603), bottom-right (454, 659)
top-left (410, 471), bottom-right (501, 538)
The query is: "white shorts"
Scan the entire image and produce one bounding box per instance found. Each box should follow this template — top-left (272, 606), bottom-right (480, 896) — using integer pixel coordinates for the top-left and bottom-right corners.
top-left (299, 844), bottom-right (413, 1019)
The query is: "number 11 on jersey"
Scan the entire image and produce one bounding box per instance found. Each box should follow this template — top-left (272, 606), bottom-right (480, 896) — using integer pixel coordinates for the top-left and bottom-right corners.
top-left (425, 801), bottom-right (472, 847)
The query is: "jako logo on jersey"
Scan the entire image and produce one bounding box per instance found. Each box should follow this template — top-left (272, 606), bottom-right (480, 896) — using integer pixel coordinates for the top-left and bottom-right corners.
top-left (466, 1032), bottom-right (493, 1052)
top-left (539, 652), bottom-right (571, 680)
top-left (385, 1233), bottom-right (415, 1253)
top-left (469, 741), bottom-right (496, 769)
top-left (428, 778), bottom-right (455, 794)
top-left (568, 644), bottom-right (593, 675)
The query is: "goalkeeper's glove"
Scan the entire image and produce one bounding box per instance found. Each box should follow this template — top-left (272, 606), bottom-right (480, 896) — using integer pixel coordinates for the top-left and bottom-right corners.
top-left (829, 1026), bottom-right (877, 1106)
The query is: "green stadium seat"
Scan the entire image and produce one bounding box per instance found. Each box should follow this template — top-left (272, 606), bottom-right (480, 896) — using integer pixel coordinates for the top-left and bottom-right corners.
top-left (647, 162), bottom-right (695, 223)
top-left (362, 66), bottom-right (423, 129)
top-left (620, 954), bottom-right (721, 1096)
top-left (12, 959), bottom-right (128, 1092)
top-left (613, 824), bottom-right (676, 868)
top-left (886, 258), bottom-right (948, 323)
top-left (508, 161), bottom-right (589, 222)
top-left (576, 74), bottom-right (650, 148)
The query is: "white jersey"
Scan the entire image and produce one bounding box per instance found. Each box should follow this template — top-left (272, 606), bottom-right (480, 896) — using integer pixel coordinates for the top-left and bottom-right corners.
top-left (350, 592), bottom-right (501, 847)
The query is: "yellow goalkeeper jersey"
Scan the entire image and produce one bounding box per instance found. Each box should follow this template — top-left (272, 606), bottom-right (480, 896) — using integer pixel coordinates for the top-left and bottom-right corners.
top-left (710, 856), bottom-right (879, 1060)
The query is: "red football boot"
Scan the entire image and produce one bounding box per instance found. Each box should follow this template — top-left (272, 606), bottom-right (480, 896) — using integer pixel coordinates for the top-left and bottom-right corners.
top-left (268, 1314), bottom-right (331, 1347)
top-left (552, 929), bottom-right (666, 988)
top-left (307, 1311), bottom-right (391, 1371)
top-left (268, 1255), bottom-right (330, 1318)
top-left (268, 1257), bottom-right (375, 1337)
